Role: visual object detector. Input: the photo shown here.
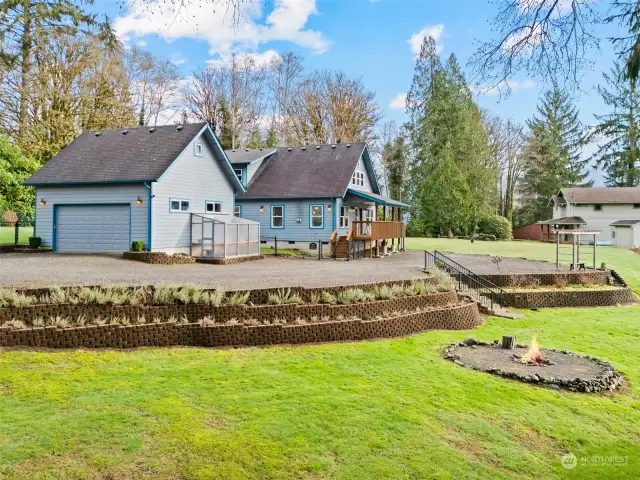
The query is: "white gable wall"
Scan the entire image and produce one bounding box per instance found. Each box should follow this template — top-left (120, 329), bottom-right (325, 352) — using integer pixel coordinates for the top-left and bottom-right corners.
top-left (348, 155), bottom-right (375, 193)
top-left (553, 202), bottom-right (640, 244)
top-left (152, 133), bottom-right (236, 253)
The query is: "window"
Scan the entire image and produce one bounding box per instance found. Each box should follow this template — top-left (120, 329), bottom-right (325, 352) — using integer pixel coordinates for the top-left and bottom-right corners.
top-left (206, 201), bottom-right (222, 213)
top-left (310, 205), bottom-right (323, 229)
top-left (170, 199), bottom-right (190, 213)
top-left (634, 204), bottom-right (640, 209)
top-left (234, 168), bottom-right (243, 185)
top-left (351, 170), bottom-right (365, 187)
top-left (194, 142), bottom-right (203, 157)
top-left (339, 206), bottom-right (349, 228)
top-left (234, 205), bottom-right (242, 217)
top-left (593, 204), bottom-right (602, 211)
top-left (612, 229), bottom-right (616, 239)
top-left (271, 205), bottom-right (284, 228)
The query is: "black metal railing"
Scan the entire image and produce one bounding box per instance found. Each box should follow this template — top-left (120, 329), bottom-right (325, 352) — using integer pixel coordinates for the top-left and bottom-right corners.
top-left (424, 250), bottom-right (505, 310)
top-left (0, 220), bottom-right (35, 246)
top-left (346, 240), bottom-right (366, 261)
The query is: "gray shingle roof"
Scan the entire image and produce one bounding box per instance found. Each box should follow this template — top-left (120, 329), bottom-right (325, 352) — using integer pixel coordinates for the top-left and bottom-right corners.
top-left (538, 216), bottom-right (587, 225)
top-left (560, 187), bottom-right (640, 204)
top-left (226, 148), bottom-right (276, 164)
top-left (24, 123), bottom-right (207, 185)
top-left (237, 143), bottom-right (372, 199)
top-left (610, 220), bottom-right (640, 226)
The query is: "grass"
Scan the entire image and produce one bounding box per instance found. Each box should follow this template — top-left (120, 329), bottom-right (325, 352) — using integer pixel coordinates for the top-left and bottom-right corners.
top-left (0, 306), bottom-right (639, 479)
top-left (0, 225), bottom-right (33, 245)
top-left (406, 238), bottom-right (640, 294)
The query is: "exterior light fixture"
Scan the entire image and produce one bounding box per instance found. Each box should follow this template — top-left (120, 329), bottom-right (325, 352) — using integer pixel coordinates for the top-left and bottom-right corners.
top-left (327, 204), bottom-right (332, 212)
top-left (136, 196), bottom-right (143, 205)
top-left (259, 206), bottom-right (264, 213)
top-left (39, 198), bottom-right (46, 206)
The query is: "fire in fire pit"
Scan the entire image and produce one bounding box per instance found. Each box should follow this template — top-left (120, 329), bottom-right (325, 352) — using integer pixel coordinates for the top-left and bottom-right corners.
top-left (513, 336), bottom-right (555, 366)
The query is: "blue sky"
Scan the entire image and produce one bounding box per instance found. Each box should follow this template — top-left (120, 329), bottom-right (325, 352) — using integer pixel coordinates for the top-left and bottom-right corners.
top-left (99, 0), bottom-right (621, 184)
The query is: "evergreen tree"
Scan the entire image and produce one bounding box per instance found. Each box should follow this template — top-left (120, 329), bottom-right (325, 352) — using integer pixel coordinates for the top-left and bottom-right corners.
top-left (590, 61), bottom-right (639, 187)
top-left (218, 96), bottom-right (233, 150)
top-left (518, 88), bottom-right (592, 223)
top-left (265, 125), bottom-right (278, 147)
top-left (404, 44), bottom-right (498, 236)
top-left (382, 135), bottom-right (406, 202)
top-left (247, 128), bottom-right (263, 149)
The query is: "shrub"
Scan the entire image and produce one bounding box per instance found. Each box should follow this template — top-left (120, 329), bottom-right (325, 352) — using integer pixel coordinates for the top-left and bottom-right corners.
top-left (130, 240), bottom-right (144, 252)
top-left (410, 280), bottom-right (437, 295)
top-left (267, 288), bottom-right (302, 305)
top-left (0, 288), bottom-right (37, 308)
top-left (28, 236), bottom-right (41, 249)
top-left (309, 292), bottom-right (321, 304)
top-left (226, 291), bottom-right (250, 306)
top-left (477, 214), bottom-right (512, 240)
top-left (320, 291), bottom-right (337, 305)
top-left (336, 288), bottom-right (368, 304)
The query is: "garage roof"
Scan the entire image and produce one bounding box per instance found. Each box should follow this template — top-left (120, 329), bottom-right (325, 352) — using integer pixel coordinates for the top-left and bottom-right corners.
top-left (610, 220), bottom-right (640, 226)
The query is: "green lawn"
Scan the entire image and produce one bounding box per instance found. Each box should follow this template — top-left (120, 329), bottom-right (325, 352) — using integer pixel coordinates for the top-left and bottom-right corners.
top-left (1, 306), bottom-right (639, 479)
top-left (406, 238), bottom-right (640, 294)
top-left (0, 225), bottom-right (33, 245)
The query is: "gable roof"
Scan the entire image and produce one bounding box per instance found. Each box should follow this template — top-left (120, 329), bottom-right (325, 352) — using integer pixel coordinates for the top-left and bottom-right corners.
top-left (227, 148), bottom-right (276, 164)
top-left (24, 123), bottom-right (244, 191)
top-left (610, 219), bottom-right (640, 226)
top-left (559, 188), bottom-right (640, 204)
top-left (236, 143), bottom-right (380, 199)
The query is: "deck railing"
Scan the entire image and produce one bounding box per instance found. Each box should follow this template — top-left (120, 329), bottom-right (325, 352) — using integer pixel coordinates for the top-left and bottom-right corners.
top-left (351, 221), bottom-right (405, 241)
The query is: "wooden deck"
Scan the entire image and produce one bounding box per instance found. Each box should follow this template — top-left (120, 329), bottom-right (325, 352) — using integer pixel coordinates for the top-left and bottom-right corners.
top-left (351, 221), bottom-right (406, 241)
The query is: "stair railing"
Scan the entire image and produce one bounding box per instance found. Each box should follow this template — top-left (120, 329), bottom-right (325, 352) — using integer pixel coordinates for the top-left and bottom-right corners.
top-left (424, 250), bottom-right (505, 310)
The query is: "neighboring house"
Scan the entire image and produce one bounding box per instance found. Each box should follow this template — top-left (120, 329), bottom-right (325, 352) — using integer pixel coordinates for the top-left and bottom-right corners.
top-left (24, 123), bottom-right (260, 258)
top-left (548, 187), bottom-right (640, 248)
top-left (227, 143), bottom-right (409, 253)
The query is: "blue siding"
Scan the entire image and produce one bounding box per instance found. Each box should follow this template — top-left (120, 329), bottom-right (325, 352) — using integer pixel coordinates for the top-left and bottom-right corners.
top-left (238, 199), bottom-right (336, 242)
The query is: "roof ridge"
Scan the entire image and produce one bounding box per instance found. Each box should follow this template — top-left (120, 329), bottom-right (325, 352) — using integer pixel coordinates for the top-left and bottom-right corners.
top-left (82, 122), bottom-right (207, 135)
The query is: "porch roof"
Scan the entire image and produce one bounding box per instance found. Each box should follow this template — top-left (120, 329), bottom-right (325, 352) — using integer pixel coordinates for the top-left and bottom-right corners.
top-left (344, 189), bottom-right (409, 208)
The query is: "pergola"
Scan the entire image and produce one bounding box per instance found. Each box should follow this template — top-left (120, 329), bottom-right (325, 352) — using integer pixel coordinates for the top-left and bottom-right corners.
top-left (551, 228), bottom-right (602, 271)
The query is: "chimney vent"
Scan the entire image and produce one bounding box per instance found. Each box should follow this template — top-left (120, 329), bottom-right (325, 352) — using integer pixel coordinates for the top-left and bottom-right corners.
top-left (148, 127), bottom-right (155, 133)
top-left (176, 125), bottom-right (183, 131)
top-left (94, 132), bottom-right (101, 137)
top-left (121, 130), bottom-right (129, 135)
top-left (315, 145), bottom-right (320, 150)
top-left (301, 146), bottom-right (306, 151)
top-left (287, 148), bottom-right (292, 152)
top-left (346, 144), bottom-right (351, 148)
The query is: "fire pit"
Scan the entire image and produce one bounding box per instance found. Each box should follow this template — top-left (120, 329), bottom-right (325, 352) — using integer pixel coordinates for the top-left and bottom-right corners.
top-left (444, 336), bottom-right (623, 393)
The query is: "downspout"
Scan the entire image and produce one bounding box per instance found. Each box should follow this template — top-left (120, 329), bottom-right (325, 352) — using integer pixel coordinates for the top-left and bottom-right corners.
top-left (144, 182), bottom-right (152, 251)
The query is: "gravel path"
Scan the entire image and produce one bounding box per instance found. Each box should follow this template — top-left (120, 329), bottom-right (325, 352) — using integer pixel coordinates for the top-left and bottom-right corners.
top-left (0, 251), bottom-right (564, 289)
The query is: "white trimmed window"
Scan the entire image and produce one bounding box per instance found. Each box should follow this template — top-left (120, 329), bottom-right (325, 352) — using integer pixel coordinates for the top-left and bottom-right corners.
top-left (339, 206), bottom-right (349, 228)
top-left (170, 199), bottom-right (190, 212)
top-left (351, 170), bottom-right (365, 187)
top-left (271, 205), bottom-right (284, 228)
top-left (206, 201), bottom-right (222, 213)
top-left (234, 168), bottom-right (243, 184)
top-left (310, 205), bottom-right (323, 228)
top-left (234, 205), bottom-right (242, 217)
top-left (194, 142), bottom-right (203, 157)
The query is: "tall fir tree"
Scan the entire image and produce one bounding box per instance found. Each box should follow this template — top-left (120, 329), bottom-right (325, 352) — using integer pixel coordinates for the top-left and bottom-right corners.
top-left (518, 88), bottom-right (592, 225)
top-left (590, 61), bottom-right (639, 187)
top-left (217, 96), bottom-right (233, 150)
top-left (382, 135), bottom-right (407, 202)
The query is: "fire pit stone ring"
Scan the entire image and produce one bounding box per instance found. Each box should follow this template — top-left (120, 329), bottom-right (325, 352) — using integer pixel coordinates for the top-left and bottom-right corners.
top-left (444, 337), bottom-right (623, 393)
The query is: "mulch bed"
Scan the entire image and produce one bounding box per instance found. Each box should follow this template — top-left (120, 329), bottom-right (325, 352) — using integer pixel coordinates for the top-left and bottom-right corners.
top-left (444, 337), bottom-right (623, 393)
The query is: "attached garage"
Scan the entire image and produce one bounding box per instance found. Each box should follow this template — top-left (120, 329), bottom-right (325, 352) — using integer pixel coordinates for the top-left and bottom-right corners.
top-left (54, 204), bottom-right (130, 253)
top-left (611, 220), bottom-right (640, 249)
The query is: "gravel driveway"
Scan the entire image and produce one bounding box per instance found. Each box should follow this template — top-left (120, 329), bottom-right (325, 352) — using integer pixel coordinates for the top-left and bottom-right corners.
top-left (0, 252), bottom-right (428, 289)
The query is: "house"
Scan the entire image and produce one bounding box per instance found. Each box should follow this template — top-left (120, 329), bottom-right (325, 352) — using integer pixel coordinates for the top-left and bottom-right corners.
top-left (228, 143), bottom-right (409, 256)
top-left (547, 187), bottom-right (640, 248)
top-left (24, 123), bottom-right (261, 258)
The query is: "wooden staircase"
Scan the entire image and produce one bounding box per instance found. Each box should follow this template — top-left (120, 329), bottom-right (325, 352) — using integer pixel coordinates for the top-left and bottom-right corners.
top-left (330, 230), bottom-right (349, 259)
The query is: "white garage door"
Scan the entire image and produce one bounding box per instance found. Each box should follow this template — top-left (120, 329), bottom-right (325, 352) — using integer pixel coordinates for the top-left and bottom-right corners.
top-left (614, 226), bottom-right (633, 248)
top-left (56, 205), bottom-right (130, 253)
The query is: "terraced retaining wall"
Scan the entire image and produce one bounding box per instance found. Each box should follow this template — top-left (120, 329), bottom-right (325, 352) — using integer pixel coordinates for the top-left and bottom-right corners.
top-left (0, 301), bottom-right (481, 349)
top-left (500, 288), bottom-right (637, 309)
top-left (0, 290), bottom-right (460, 323)
top-left (479, 271), bottom-right (613, 287)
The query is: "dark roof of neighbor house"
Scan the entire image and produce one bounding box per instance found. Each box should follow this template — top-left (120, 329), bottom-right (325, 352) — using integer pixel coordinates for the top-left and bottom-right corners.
top-left (559, 187), bottom-right (640, 204)
top-left (537, 216), bottom-right (587, 225)
top-left (226, 148), bottom-right (276, 164)
top-left (610, 219), bottom-right (640, 226)
top-left (24, 123), bottom-right (210, 185)
top-left (550, 194), bottom-right (567, 206)
top-left (236, 143), bottom-right (382, 199)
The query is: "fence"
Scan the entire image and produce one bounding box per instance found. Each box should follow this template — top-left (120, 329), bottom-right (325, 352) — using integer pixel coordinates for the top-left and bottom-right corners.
top-left (0, 220), bottom-right (35, 246)
top-left (261, 236), bottom-right (332, 260)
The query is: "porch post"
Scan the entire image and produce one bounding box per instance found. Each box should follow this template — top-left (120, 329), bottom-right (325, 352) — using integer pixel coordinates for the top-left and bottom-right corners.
top-left (391, 206), bottom-right (396, 252)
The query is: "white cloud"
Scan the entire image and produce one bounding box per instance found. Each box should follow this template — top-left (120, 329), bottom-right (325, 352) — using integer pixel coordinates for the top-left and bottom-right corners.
top-left (114, 0), bottom-right (329, 57)
top-left (206, 49), bottom-right (281, 69)
top-left (137, 40), bottom-right (147, 47)
top-left (474, 80), bottom-right (536, 96)
top-left (408, 24), bottom-right (445, 56)
top-left (389, 93), bottom-right (406, 110)
top-left (170, 53), bottom-right (187, 66)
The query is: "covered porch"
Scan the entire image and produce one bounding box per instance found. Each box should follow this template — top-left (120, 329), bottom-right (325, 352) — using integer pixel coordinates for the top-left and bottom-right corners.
top-left (331, 189), bottom-right (409, 259)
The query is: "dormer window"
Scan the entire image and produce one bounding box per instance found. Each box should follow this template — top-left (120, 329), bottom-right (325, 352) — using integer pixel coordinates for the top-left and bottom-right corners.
top-left (351, 170), bottom-right (365, 187)
top-left (234, 168), bottom-right (243, 184)
top-left (194, 142), bottom-right (203, 157)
